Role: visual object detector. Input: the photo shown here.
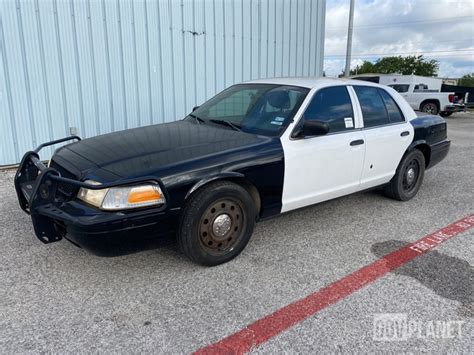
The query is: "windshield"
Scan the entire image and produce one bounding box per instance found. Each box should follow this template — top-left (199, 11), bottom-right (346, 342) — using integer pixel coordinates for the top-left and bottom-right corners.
top-left (189, 84), bottom-right (309, 136)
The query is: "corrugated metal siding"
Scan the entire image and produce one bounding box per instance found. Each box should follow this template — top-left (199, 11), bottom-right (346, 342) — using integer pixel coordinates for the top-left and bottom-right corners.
top-left (0, 0), bottom-right (326, 165)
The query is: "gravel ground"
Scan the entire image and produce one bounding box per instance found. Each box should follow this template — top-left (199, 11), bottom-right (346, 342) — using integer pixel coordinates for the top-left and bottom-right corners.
top-left (0, 113), bottom-right (472, 353)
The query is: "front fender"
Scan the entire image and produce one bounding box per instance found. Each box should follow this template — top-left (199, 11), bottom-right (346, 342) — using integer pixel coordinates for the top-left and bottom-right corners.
top-left (185, 172), bottom-right (245, 200)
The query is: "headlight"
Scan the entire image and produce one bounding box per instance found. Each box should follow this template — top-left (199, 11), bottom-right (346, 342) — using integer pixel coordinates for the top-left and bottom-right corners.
top-left (77, 180), bottom-right (165, 210)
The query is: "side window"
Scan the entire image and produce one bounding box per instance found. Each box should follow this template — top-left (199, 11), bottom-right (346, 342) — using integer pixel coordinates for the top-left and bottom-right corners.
top-left (353, 86), bottom-right (389, 128)
top-left (389, 84), bottom-right (409, 93)
top-left (303, 86), bottom-right (354, 133)
top-left (414, 84), bottom-right (428, 92)
top-left (378, 89), bottom-right (405, 123)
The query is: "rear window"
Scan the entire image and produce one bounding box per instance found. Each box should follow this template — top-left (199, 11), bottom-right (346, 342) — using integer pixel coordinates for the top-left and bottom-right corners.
top-left (389, 84), bottom-right (409, 93)
top-left (353, 86), bottom-right (390, 128)
top-left (378, 89), bottom-right (404, 123)
top-left (414, 84), bottom-right (429, 92)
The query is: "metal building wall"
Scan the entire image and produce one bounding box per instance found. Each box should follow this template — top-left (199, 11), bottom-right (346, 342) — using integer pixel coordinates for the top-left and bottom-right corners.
top-left (0, 0), bottom-right (326, 165)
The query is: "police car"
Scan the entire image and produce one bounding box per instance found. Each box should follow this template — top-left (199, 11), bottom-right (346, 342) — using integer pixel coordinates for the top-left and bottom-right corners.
top-left (15, 78), bottom-right (450, 265)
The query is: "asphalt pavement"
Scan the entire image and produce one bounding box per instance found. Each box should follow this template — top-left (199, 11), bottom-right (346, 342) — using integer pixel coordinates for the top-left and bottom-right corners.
top-left (0, 112), bottom-right (472, 353)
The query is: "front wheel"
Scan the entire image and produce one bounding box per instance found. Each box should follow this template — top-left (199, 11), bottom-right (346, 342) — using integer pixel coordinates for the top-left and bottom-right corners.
top-left (178, 181), bottom-right (257, 266)
top-left (384, 149), bottom-right (425, 201)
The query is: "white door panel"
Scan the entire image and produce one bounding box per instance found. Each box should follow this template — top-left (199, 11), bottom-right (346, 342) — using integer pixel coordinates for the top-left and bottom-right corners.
top-left (281, 131), bottom-right (365, 213)
top-left (359, 122), bottom-right (413, 189)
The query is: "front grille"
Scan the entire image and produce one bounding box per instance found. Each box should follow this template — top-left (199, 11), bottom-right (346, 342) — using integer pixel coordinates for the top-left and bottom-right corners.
top-left (49, 160), bottom-right (80, 199)
top-left (57, 182), bottom-right (78, 198)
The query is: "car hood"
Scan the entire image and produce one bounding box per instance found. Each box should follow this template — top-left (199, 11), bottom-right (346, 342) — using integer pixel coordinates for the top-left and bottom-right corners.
top-left (52, 120), bottom-right (272, 180)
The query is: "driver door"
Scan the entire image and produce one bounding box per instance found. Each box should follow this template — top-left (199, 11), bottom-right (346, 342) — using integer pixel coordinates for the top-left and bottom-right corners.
top-left (281, 86), bottom-right (365, 213)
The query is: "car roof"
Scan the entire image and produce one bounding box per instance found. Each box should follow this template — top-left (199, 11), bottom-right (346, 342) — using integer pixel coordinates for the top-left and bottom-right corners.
top-left (244, 77), bottom-right (382, 89)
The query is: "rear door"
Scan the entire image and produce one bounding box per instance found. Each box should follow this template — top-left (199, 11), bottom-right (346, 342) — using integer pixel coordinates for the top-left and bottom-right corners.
top-left (352, 85), bottom-right (414, 189)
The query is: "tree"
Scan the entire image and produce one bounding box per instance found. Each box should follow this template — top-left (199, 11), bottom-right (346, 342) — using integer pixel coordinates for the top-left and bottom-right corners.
top-left (349, 61), bottom-right (376, 75)
top-left (349, 55), bottom-right (439, 77)
top-left (458, 73), bottom-right (474, 87)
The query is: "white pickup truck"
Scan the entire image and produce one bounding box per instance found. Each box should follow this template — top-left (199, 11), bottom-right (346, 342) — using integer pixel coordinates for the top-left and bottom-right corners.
top-left (351, 74), bottom-right (466, 117)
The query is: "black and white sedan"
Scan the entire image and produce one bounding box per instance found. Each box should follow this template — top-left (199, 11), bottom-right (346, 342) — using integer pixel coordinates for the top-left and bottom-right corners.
top-left (15, 78), bottom-right (450, 265)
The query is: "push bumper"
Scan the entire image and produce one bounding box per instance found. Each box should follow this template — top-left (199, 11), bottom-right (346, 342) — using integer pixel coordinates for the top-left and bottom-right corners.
top-left (14, 136), bottom-right (177, 256)
top-left (34, 201), bottom-right (178, 256)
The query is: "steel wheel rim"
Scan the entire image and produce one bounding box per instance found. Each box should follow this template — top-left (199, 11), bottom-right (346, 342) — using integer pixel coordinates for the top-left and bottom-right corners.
top-left (402, 159), bottom-right (420, 192)
top-left (423, 103), bottom-right (436, 113)
top-left (198, 198), bottom-right (245, 255)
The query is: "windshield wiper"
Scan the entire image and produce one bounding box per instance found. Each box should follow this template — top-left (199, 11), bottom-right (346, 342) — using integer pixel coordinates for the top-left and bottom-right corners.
top-left (209, 119), bottom-right (241, 131)
top-left (188, 114), bottom-right (205, 124)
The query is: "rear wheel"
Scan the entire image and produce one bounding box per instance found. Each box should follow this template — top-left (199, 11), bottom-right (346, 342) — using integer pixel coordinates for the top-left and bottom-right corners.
top-left (421, 102), bottom-right (439, 115)
top-left (178, 181), bottom-right (256, 266)
top-left (384, 149), bottom-right (425, 201)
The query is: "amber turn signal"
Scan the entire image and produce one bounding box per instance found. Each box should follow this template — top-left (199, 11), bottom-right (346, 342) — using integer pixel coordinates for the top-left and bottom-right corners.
top-left (127, 186), bottom-right (161, 204)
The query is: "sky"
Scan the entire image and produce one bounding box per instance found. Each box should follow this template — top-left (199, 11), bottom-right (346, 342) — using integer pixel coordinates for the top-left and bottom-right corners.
top-left (324, 0), bottom-right (474, 78)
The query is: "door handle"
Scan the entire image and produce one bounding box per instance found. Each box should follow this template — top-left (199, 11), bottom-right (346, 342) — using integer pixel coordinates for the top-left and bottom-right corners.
top-left (400, 131), bottom-right (410, 137)
top-left (350, 139), bottom-right (364, 146)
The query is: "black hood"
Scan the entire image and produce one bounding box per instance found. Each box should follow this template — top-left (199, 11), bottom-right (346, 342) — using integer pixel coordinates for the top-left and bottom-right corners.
top-left (52, 120), bottom-right (273, 180)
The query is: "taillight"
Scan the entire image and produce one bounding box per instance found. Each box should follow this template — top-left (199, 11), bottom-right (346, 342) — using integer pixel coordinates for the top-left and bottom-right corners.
top-left (448, 94), bottom-right (454, 103)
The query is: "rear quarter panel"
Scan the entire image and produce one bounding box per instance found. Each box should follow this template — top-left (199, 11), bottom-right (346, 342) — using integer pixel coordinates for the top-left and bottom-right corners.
top-left (409, 114), bottom-right (449, 169)
top-left (410, 115), bottom-right (448, 146)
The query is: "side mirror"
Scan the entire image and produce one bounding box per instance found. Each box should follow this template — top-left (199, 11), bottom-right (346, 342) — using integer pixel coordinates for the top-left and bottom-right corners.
top-left (294, 120), bottom-right (329, 138)
top-left (192, 106), bottom-right (200, 112)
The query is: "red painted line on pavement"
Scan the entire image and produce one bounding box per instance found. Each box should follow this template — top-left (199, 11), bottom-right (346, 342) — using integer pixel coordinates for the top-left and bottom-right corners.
top-left (195, 214), bottom-right (474, 355)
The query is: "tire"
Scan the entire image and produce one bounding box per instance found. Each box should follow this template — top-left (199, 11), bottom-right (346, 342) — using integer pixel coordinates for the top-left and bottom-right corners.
top-left (178, 181), bottom-right (257, 266)
top-left (440, 111), bottom-right (453, 117)
top-left (384, 149), bottom-right (425, 201)
top-left (420, 102), bottom-right (439, 115)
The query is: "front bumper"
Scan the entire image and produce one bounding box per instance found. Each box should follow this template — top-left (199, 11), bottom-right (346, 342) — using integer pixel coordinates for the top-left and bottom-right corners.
top-left (35, 201), bottom-right (178, 256)
top-left (14, 136), bottom-right (177, 256)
